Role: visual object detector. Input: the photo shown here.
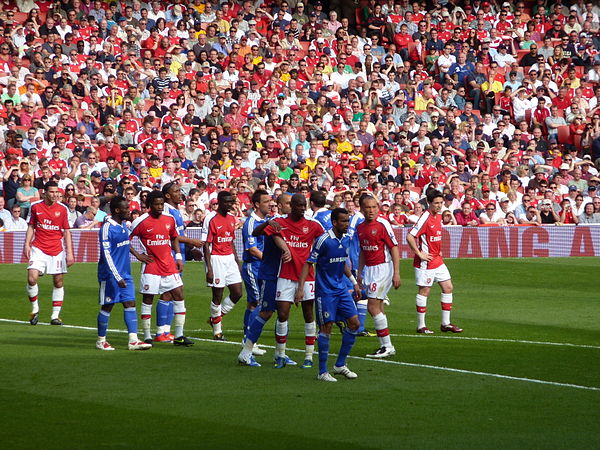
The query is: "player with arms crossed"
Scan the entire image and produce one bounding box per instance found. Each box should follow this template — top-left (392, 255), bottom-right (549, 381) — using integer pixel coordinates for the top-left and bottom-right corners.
top-left (238, 194), bottom-right (290, 367)
top-left (263, 193), bottom-right (324, 369)
top-left (297, 208), bottom-right (362, 382)
top-left (96, 196), bottom-right (153, 351)
top-left (202, 190), bottom-right (243, 341)
top-left (130, 191), bottom-right (197, 347)
top-left (357, 194), bottom-right (401, 358)
top-left (240, 189), bottom-right (272, 355)
top-left (406, 190), bottom-right (463, 334)
top-left (25, 181), bottom-right (74, 326)
top-left (151, 182), bottom-right (191, 343)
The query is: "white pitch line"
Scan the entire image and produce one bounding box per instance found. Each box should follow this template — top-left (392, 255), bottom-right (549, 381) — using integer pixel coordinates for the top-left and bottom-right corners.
top-left (2, 318), bottom-right (599, 392)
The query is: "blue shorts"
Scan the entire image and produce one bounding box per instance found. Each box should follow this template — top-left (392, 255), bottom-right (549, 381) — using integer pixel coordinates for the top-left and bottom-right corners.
top-left (259, 279), bottom-right (277, 312)
top-left (316, 290), bottom-right (358, 326)
top-left (99, 277), bottom-right (135, 305)
top-left (242, 262), bottom-right (262, 305)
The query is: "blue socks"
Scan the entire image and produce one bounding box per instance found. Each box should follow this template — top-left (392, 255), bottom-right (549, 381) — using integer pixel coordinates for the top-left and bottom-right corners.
top-left (243, 309), bottom-right (252, 334)
top-left (124, 307), bottom-right (137, 334)
top-left (335, 329), bottom-right (357, 368)
top-left (97, 310), bottom-right (110, 337)
top-left (157, 300), bottom-right (169, 328)
top-left (247, 316), bottom-right (266, 344)
top-left (356, 302), bottom-right (367, 333)
top-left (318, 332), bottom-right (330, 375)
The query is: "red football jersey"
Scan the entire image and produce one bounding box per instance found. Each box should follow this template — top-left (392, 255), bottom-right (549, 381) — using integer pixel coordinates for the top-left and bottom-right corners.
top-left (201, 211), bottom-right (236, 256)
top-left (265, 215), bottom-right (324, 281)
top-left (130, 213), bottom-right (179, 275)
top-left (409, 210), bottom-right (444, 269)
top-left (356, 217), bottom-right (398, 266)
top-left (28, 200), bottom-right (70, 256)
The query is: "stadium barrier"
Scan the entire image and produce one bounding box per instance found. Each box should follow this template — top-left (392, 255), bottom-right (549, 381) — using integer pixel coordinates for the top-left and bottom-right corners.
top-left (1, 225), bottom-right (599, 264)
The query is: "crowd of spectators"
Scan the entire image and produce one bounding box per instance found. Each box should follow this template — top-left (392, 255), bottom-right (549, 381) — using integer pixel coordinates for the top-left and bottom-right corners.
top-left (1, 0), bottom-right (600, 233)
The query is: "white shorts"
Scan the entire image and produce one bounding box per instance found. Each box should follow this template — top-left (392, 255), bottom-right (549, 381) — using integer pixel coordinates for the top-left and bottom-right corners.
top-left (140, 273), bottom-right (183, 295)
top-left (364, 262), bottom-right (393, 299)
top-left (27, 246), bottom-right (67, 275)
top-left (414, 264), bottom-right (451, 287)
top-left (207, 254), bottom-right (242, 288)
top-left (275, 278), bottom-right (315, 303)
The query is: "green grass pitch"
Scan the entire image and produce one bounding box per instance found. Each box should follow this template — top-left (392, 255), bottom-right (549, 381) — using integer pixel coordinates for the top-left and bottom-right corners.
top-left (1, 258), bottom-right (599, 449)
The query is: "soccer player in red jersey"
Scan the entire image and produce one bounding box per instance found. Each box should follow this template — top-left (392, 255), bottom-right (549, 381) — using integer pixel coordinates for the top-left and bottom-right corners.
top-left (265, 193), bottom-right (324, 368)
top-left (406, 190), bottom-right (463, 334)
top-left (356, 194), bottom-right (401, 359)
top-left (201, 190), bottom-right (243, 341)
top-left (130, 191), bottom-right (200, 347)
top-left (24, 181), bottom-right (74, 326)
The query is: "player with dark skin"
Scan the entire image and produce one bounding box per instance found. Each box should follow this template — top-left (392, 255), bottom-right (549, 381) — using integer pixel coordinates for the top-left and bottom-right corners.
top-left (203, 191), bottom-right (243, 313)
top-left (276, 194), bottom-right (315, 327)
top-left (141, 196), bottom-right (201, 312)
top-left (102, 197), bottom-right (152, 316)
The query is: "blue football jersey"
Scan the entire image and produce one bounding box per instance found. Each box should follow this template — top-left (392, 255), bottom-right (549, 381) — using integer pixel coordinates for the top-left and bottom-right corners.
top-left (98, 218), bottom-right (132, 282)
top-left (309, 229), bottom-right (351, 296)
top-left (242, 212), bottom-right (265, 263)
top-left (257, 215), bottom-right (282, 281)
top-left (347, 212), bottom-right (364, 271)
top-left (164, 202), bottom-right (186, 260)
top-left (313, 208), bottom-right (332, 231)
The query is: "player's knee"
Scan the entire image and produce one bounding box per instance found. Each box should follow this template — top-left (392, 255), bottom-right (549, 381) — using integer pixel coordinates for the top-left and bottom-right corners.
top-left (53, 278), bottom-right (63, 288)
top-left (260, 310), bottom-right (273, 321)
top-left (347, 317), bottom-right (360, 331)
top-left (321, 322), bottom-right (333, 334)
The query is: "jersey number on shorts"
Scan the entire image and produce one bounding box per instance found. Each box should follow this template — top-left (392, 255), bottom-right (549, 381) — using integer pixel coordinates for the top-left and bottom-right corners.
top-left (370, 282), bottom-right (377, 292)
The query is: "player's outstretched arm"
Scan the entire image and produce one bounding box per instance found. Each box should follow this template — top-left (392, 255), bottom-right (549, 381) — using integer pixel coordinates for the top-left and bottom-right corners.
top-left (251, 219), bottom-right (281, 237)
top-left (172, 236), bottom-right (184, 272)
top-left (64, 229), bottom-right (74, 267)
top-left (177, 235), bottom-right (203, 248)
top-left (390, 245), bottom-right (401, 289)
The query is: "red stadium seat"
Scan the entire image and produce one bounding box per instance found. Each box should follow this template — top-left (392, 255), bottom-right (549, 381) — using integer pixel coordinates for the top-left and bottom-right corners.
top-left (557, 125), bottom-right (570, 145)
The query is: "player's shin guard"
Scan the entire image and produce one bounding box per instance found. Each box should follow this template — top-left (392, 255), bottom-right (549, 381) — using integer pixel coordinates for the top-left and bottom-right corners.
top-left (221, 296), bottom-right (235, 315)
top-left (156, 300), bottom-right (170, 335)
top-left (317, 332), bottom-right (330, 375)
top-left (141, 303), bottom-right (152, 341)
top-left (246, 315), bottom-right (266, 345)
top-left (416, 294), bottom-right (428, 329)
top-left (51, 287), bottom-right (64, 320)
top-left (173, 300), bottom-right (186, 337)
top-left (166, 300), bottom-right (174, 333)
top-left (336, 328), bottom-right (357, 368)
top-left (441, 293), bottom-right (453, 326)
top-left (304, 321), bottom-right (316, 361)
top-left (373, 312), bottom-right (393, 349)
top-left (27, 283), bottom-right (39, 313)
top-left (356, 300), bottom-right (367, 333)
top-left (124, 307), bottom-right (138, 342)
top-left (97, 310), bottom-right (110, 339)
top-left (210, 301), bottom-right (222, 335)
top-left (275, 319), bottom-right (288, 358)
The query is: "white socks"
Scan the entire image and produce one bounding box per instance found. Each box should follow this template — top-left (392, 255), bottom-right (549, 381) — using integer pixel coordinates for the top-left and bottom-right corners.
top-left (441, 293), bottom-right (453, 326)
top-left (416, 294), bottom-right (428, 329)
top-left (51, 287), bottom-right (64, 320)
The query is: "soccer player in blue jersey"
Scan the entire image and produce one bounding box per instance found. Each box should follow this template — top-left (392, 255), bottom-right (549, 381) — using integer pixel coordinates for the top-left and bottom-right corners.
top-left (96, 196), bottom-right (152, 351)
top-left (240, 189), bottom-right (271, 356)
top-left (297, 208), bottom-right (361, 381)
top-left (347, 205), bottom-right (372, 336)
top-left (149, 182), bottom-right (188, 343)
top-left (238, 194), bottom-right (291, 367)
top-left (310, 191), bottom-right (332, 230)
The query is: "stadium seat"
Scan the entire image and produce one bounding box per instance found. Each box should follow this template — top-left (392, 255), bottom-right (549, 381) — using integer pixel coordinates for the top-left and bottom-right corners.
top-left (557, 125), bottom-right (570, 145)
